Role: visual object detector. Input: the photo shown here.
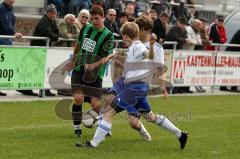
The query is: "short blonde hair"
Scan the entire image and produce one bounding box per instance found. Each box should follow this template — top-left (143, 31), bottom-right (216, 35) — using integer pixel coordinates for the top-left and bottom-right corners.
top-left (120, 22), bottom-right (139, 40)
top-left (78, 9), bottom-right (90, 18)
top-left (64, 14), bottom-right (75, 21)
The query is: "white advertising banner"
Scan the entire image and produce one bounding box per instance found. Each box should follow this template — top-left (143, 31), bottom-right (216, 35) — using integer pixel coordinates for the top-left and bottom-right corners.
top-left (45, 48), bottom-right (113, 89)
top-left (171, 51), bottom-right (215, 86)
top-left (215, 52), bottom-right (240, 86)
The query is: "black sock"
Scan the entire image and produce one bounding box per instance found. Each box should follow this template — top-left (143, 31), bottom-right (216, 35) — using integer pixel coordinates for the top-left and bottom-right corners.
top-left (72, 104), bottom-right (82, 126)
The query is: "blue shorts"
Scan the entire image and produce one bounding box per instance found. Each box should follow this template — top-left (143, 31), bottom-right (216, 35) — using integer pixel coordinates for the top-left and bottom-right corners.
top-left (110, 77), bottom-right (151, 116)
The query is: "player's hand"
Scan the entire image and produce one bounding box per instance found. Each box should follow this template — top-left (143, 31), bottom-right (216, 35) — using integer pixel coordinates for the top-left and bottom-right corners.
top-left (62, 60), bottom-right (74, 74)
top-left (14, 33), bottom-right (23, 39)
top-left (161, 87), bottom-right (168, 99)
top-left (84, 64), bottom-right (95, 72)
top-left (149, 33), bottom-right (157, 45)
top-left (104, 54), bottom-right (115, 63)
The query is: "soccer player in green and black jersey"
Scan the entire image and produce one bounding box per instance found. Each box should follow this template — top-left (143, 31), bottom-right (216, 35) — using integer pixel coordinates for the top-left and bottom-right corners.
top-left (63, 6), bottom-right (114, 137)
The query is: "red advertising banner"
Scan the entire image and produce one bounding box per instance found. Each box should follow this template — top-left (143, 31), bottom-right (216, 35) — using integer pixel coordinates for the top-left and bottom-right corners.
top-left (171, 51), bottom-right (215, 86)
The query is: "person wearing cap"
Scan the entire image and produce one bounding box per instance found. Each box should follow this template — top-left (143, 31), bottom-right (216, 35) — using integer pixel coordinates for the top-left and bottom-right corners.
top-left (0, 0), bottom-right (23, 96)
top-left (205, 15), bottom-right (227, 51)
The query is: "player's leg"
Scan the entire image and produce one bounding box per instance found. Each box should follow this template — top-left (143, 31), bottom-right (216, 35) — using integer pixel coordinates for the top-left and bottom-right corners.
top-left (72, 90), bottom-right (84, 137)
top-left (128, 114), bottom-right (151, 141)
top-left (144, 111), bottom-right (189, 149)
top-left (88, 101), bottom-right (121, 147)
top-left (71, 70), bottom-right (85, 137)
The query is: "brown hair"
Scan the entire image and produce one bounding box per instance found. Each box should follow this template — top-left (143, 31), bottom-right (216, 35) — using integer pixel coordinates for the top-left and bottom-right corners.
top-left (135, 16), bottom-right (153, 31)
top-left (90, 6), bottom-right (104, 16)
top-left (120, 22), bottom-right (139, 40)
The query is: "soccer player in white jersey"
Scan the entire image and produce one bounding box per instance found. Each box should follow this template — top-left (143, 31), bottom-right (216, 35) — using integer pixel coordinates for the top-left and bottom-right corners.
top-left (80, 22), bottom-right (188, 149)
top-left (126, 16), bottom-right (188, 148)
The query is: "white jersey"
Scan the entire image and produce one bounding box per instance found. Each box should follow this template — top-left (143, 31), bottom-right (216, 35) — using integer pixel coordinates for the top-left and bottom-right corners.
top-left (123, 40), bottom-right (148, 83)
top-left (143, 42), bottom-right (164, 65)
top-left (123, 40), bottom-right (165, 84)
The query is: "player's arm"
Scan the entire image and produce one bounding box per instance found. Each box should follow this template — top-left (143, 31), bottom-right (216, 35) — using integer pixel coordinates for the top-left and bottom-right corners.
top-left (143, 33), bottom-right (157, 60)
top-left (62, 43), bottom-right (80, 73)
top-left (156, 66), bottom-right (168, 97)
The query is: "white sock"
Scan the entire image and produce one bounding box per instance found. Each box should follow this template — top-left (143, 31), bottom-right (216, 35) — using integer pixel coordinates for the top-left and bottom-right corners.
top-left (90, 119), bottom-right (112, 147)
top-left (155, 115), bottom-right (182, 138)
top-left (74, 125), bottom-right (81, 130)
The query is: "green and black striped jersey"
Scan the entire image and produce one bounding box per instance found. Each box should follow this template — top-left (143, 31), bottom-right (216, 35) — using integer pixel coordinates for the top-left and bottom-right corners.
top-left (74, 23), bottom-right (114, 80)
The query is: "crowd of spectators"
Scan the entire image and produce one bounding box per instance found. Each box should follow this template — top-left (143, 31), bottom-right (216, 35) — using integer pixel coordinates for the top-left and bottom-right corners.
top-left (1, 0), bottom-right (240, 96)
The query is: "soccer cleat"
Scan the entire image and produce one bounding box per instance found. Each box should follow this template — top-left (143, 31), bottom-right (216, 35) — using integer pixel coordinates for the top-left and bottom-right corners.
top-left (75, 129), bottom-right (82, 138)
top-left (106, 131), bottom-right (112, 137)
top-left (179, 132), bottom-right (189, 150)
top-left (84, 141), bottom-right (95, 148)
top-left (138, 123), bottom-right (151, 141)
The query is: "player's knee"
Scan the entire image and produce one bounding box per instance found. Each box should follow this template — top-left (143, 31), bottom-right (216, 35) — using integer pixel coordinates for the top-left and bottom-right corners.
top-left (73, 94), bottom-right (84, 105)
top-left (144, 112), bottom-right (156, 122)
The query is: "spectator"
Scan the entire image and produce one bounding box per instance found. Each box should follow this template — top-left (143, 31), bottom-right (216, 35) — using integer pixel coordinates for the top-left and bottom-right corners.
top-left (47, 0), bottom-right (62, 16)
top-left (124, 3), bottom-right (135, 19)
top-left (30, 4), bottom-right (60, 97)
top-left (150, 9), bottom-right (158, 22)
top-left (164, 17), bottom-right (189, 50)
top-left (184, 19), bottom-right (205, 93)
top-left (117, 12), bottom-right (128, 28)
top-left (165, 17), bottom-right (191, 94)
top-left (0, 0), bottom-right (23, 96)
top-left (195, 17), bottom-right (210, 50)
top-left (75, 9), bottom-right (90, 32)
top-left (205, 15), bottom-right (227, 51)
top-left (152, 12), bottom-right (169, 44)
top-left (183, 19), bottom-right (202, 50)
top-left (104, 9), bottom-right (120, 38)
top-left (225, 29), bottom-right (240, 92)
top-left (58, 14), bottom-right (79, 46)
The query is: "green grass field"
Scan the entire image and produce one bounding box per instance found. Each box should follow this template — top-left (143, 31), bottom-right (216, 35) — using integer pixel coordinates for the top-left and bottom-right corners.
top-left (0, 95), bottom-right (239, 159)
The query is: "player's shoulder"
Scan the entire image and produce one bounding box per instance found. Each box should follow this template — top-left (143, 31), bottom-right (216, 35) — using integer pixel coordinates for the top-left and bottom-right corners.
top-left (154, 42), bottom-right (163, 49)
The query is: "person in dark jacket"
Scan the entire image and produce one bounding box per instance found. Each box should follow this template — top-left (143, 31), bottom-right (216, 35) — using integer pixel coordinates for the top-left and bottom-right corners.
top-left (164, 17), bottom-right (192, 94)
top-left (0, 0), bottom-right (22, 45)
top-left (104, 9), bottom-right (120, 39)
top-left (225, 29), bottom-right (240, 92)
top-left (152, 12), bottom-right (169, 44)
top-left (30, 4), bottom-right (60, 47)
top-left (164, 17), bottom-right (189, 50)
top-left (0, 0), bottom-right (22, 96)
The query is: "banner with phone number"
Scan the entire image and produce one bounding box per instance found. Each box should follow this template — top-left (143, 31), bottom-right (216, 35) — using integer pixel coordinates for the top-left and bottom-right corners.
top-left (0, 47), bottom-right (47, 89)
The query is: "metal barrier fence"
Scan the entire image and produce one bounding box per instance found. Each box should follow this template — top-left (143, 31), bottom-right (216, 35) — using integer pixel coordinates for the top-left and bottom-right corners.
top-left (1, 35), bottom-right (240, 96)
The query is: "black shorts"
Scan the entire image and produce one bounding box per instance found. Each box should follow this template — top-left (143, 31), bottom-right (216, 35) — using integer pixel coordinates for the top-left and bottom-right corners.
top-left (71, 67), bottom-right (102, 103)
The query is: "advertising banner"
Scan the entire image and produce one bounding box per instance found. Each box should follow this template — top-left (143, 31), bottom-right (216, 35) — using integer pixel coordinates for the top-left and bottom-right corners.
top-left (172, 51), bottom-right (215, 86)
top-left (0, 47), bottom-right (46, 89)
top-left (215, 52), bottom-right (240, 85)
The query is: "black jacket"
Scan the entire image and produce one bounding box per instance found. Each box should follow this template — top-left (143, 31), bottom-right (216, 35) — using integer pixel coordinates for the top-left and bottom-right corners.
top-left (30, 15), bottom-right (59, 46)
top-left (164, 25), bottom-right (187, 49)
top-left (152, 18), bottom-right (166, 42)
top-left (0, 2), bottom-right (15, 45)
